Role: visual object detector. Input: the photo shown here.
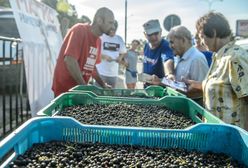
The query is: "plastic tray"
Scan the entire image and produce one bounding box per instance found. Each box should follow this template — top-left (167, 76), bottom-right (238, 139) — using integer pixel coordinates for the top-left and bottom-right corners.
top-left (0, 117), bottom-right (247, 167)
top-left (69, 85), bottom-right (186, 98)
top-left (38, 92), bottom-right (223, 125)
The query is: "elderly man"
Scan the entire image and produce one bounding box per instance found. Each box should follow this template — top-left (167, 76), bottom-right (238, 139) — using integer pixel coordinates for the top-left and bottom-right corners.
top-left (142, 19), bottom-right (174, 88)
top-left (150, 26), bottom-right (209, 102)
top-left (167, 25), bottom-right (209, 82)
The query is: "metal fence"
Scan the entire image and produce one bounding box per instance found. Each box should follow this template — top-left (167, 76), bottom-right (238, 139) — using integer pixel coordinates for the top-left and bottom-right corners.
top-left (0, 36), bottom-right (31, 140)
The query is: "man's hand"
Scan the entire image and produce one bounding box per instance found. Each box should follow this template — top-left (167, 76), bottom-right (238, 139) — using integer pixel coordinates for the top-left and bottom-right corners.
top-left (115, 56), bottom-right (122, 63)
top-left (183, 79), bottom-right (202, 92)
top-left (64, 56), bottom-right (86, 85)
top-left (105, 55), bottom-right (113, 62)
top-left (120, 59), bottom-right (128, 67)
top-left (147, 74), bottom-right (162, 85)
top-left (182, 78), bottom-right (203, 98)
top-left (93, 68), bottom-right (111, 89)
top-left (116, 53), bottom-right (127, 64)
top-left (102, 83), bottom-right (112, 89)
top-left (166, 73), bottom-right (176, 81)
top-left (102, 54), bottom-right (114, 62)
top-left (124, 61), bottom-right (129, 67)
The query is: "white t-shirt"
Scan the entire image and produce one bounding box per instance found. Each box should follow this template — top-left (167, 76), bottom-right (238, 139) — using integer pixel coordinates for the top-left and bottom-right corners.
top-left (96, 34), bottom-right (126, 77)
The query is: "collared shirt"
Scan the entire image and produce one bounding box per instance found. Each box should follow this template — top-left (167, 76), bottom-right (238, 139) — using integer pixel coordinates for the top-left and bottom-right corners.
top-left (202, 41), bottom-right (248, 128)
top-left (175, 46), bottom-right (209, 82)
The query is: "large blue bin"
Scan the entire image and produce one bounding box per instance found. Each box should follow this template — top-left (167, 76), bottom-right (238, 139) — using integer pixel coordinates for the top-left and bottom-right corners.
top-left (0, 117), bottom-right (247, 167)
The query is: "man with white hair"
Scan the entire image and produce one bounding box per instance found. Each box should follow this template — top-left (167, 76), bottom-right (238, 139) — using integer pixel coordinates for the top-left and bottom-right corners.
top-left (150, 25), bottom-right (209, 102)
top-left (167, 25), bottom-right (209, 82)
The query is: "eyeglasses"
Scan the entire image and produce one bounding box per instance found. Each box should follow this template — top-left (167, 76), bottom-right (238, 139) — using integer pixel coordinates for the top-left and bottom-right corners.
top-left (147, 32), bottom-right (159, 37)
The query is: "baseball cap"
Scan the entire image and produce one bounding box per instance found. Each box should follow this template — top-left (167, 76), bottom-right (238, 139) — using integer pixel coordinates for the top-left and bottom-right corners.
top-left (143, 19), bottom-right (161, 35)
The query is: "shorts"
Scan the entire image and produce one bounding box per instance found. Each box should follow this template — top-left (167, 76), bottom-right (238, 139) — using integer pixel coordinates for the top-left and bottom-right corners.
top-left (125, 71), bottom-right (137, 84)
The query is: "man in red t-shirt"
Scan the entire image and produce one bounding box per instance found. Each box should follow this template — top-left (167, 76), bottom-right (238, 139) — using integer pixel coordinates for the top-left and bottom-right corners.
top-left (52, 7), bottom-right (115, 97)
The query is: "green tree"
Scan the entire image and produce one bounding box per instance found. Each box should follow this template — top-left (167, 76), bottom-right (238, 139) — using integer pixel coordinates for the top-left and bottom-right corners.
top-left (42, 0), bottom-right (79, 37)
top-left (0, 0), bottom-right (10, 8)
top-left (42, 0), bottom-right (57, 9)
top-left (78, 15), bottom-right (91, 24)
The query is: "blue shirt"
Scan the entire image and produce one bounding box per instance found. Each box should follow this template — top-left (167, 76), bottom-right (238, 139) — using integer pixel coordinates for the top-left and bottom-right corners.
top-left (201, 51), bottom-right (213, 67)
top-left (143, 39), bottom-right (174, 78)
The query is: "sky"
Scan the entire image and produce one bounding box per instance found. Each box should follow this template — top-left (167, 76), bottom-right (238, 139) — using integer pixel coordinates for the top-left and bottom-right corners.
top-left (68, 0), bottom-right (248, 43)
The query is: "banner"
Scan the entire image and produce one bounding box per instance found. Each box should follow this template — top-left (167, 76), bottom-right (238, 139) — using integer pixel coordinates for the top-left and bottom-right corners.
top-left (10, 0), bottom-right (63, 116)
top-left (236, 20), bottom-right (248, 37)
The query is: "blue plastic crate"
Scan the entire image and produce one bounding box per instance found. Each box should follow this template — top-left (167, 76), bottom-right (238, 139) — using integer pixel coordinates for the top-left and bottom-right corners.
top-left (0, 117), bottom-right (247, 167)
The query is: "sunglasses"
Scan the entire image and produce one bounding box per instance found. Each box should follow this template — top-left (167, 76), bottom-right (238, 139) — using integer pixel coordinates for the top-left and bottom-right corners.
top-left (147, 32), bottom-right (159, 37)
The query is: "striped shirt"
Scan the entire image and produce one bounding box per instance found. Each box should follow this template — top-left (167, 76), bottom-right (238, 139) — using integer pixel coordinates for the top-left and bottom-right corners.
top-left (202, 41), bottom-right (248, 128)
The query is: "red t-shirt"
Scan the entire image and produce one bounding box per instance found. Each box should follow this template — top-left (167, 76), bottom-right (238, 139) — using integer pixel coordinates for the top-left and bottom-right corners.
top-left (52, 23), bottom-right (101, 97)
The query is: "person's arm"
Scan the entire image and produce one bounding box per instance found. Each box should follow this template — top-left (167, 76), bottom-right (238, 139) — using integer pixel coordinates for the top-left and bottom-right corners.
top-left (64, 56), bottom-right (86, 85)
top-left (62, 24), bottom-right (87, 85)
top-left (183, 79), bottom-right (202, 91)
top-left (92, 68), bottom-right (110, 88)
top-left (117, 53), bottom-right (126, 62)
top-left (117, 53), bottom-right (128, 67)
top-left (229, 52), bottom-right (248, 131)
top-left (164, 59), bottom-right (175, 81)
top-left (117, 36), bottom-right (127, 64)
top-left (182, 79), bottom-right (203, 98)
top-left (147, 75), bottom-right (168, 88)
top-left (101, 54), bottom-right (113, 62)
top-left (162, 40), bottom-right (175, 80)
